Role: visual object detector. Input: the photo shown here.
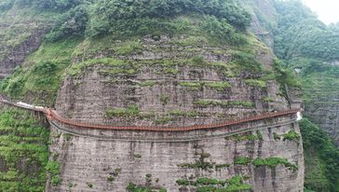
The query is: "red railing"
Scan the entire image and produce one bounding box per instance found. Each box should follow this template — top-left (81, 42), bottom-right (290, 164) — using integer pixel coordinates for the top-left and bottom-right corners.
top-left (46, 109), bottom-right (299, 132)
top-left (0, 97), bottom-right (299, 132)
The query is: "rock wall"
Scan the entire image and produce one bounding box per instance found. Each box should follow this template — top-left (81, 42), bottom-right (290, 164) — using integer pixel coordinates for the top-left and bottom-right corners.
top-left (0, 29), bottom-right (47, 79)
top-left (305, 98), bottom-right (339, 145)
top-left (48, 114), bottom-right (304, 192)
top-left (52, 31), bottom-right (303, 191)
top-left (56, 35), bottom-right (287, 127)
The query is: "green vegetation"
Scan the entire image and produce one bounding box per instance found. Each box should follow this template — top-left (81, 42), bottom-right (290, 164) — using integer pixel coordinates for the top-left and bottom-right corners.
top-left (300, 118), bottom-right (339, 191)
top-left (160, 95), bottom-right (170, 105)
top-left (85, 0), bottom-right (250, 38)
top-left (274, 0), bottom-right (339, 62)
top-left (126, 174), bottom-right (166, 192)
top-left (107, 176), bottom-right (114, 182)
top-left (178, 152), bottom-right (230, 171)
top-left (262, 97), bottom-right (274, 102)
top-left (252, 157), bottom-right (298, 171)
top-left (0, 0), bottom-right (81, 12)
top-left (282, 130), bottom-right (300, 141)
top-left (126, 182), bottom-right (167, 192)
top-left (301, 66), bottom-right (339, 104)
top-left (178, 82), bottom-right (202, 91)
top-left (273, 130), bottom-right (300, 142)
top-left (244, 79), bottom-right (266, 88)
top-left (133, 154), bottom-right (142, 159)
top-left (0, 108), bottom-right (50, 191)
top-left (194, 99), bottom-right (254, 108)
top-left (105, 105), bottom-right (140, 118)
top-left (234, 156), bottom-right (298, 172)
top-left (179, 81), bottom-right (231, 91)
top-left (205, 82), bottom-right (231, 91)
top-left (87, 182), bottom-right (93, 188)
top-left (231, 51), bottom-right (263, 73)
top-left (46, 5), bottom-right (88, 41)
top-left (0, 6), bottom-right (57, 60)
top-left (0, 38), bottom-right (81, 106)
top-left (38, 0), bottom-right (251, 46)
top-left (115, 40), bottom-right (142, 55)
top-left (66, 58), bottom-right (130, 77)
top-left (227, 131), bottom-right (263, 142)
top-left (176, 176), bottom-right (251, 192)
top-left (178, 161), bottom-right (214, 170)
top-left (234, 157), bottom-right (252, 165)
top-left (46, 161), bottom-right (61, 186)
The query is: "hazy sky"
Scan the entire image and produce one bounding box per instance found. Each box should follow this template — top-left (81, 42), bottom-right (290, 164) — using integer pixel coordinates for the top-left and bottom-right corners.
top-left (302, 0), bottom-right (339, 24)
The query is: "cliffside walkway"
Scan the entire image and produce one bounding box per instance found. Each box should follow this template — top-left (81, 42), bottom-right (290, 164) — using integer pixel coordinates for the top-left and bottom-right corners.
top-left (0, 95), bottom-right (301, 133)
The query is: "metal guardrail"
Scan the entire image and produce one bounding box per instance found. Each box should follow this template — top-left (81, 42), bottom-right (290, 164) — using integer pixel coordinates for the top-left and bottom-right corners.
top-left (0, 97), bottom-right (299, 132)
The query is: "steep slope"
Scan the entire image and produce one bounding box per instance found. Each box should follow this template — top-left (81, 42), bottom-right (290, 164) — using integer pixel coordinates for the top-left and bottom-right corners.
top-left (0, 107), bottom-right (50, 191)
top-left (0, 0), bottom-right (305, 191)
top-left (268, 0), bottom-right (339, 191)
top-left (0, 5), bottom-right (55, 79)
top-left (272, 0), bottom-right (339, 144)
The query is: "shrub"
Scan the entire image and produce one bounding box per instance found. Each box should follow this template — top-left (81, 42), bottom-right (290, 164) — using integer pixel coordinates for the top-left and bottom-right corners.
top-left (46, 5), bottom-right (89, 42)
top-left (105, 105), bottom-right (140, 118)
top-left (84, 0), bottom-right (251, 40)
top-left (234, 157), bottom-right (252, 165)
top-left (282, 130), bottom-right (300, 141)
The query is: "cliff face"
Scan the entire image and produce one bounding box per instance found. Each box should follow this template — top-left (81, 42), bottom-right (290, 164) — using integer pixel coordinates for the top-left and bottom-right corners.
top-left (48, 114), bottom-right (304, 192)
top-left (52, 30), bottom-right (304, 191)
top-left (0, 8), bottom-right (53, 79)
top-left (56, 35), bottom-right (286, 127)
top-left (0, 1), bottom-right (306, 191)
top-left (303, 73), bottom-right (339, 145)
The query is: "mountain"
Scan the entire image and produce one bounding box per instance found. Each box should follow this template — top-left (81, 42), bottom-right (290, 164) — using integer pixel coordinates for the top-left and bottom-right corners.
top-left (0, 0), bottom-right (337, 191)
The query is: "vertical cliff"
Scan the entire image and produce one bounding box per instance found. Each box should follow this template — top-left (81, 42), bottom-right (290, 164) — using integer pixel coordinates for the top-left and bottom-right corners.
top-left (0, 0), bottom-right (306, 191)
top-left (49, 5), bottom-right (303, 190)
top-left (48, 114), bottom-right (303, 192)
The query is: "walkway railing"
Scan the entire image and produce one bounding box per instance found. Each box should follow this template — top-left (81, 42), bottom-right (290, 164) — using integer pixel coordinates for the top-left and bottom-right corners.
top-left (0, 96), bottom-right (300, 132)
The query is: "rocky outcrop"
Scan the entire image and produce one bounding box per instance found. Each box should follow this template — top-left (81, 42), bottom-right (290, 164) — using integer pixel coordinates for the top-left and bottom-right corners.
top-left (48, 114), bottom-right (304, 192)
top-left (56, 36), bottom-right (287, 127)
top-left (0, 29), bottom-right (47, 79)
top-left (52, 32), bottom-right (304, 191)
top-left (305, 98), bottom-right (339, 145)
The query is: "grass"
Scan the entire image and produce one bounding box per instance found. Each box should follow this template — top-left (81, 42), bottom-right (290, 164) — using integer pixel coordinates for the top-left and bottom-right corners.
top-left (300, 118), bottom-right (339, 191)
top-left (126, 182), bottom-right (167, 192)
top-left (0, 7), bottom-right (57, 60)
top-left (205, 82), bottom-right (231, 91)
top-left (0, 38), bottom-right (81, 106)
top-left (175, 176), bottom-right (251, 191)
top-left (105, 105), bottom-right (140, 118)
top-left (66, 57), bottom-right (128, 77)
top-left (194, 99), bottom-right (254, 108)
top-left (179, 81), bottom-right (231, 91)
top-left (234, 156), bottom-right (298, 172)
top-left (115, 40), bottom-right (143, 55)
top-left (234, 157), bottom-right (252, 165)
top-left (244, 79), bottom-right (267, 88)
top-left (252, 157), bottom-right (298, 171)
top-left (179, 82), bottom-right (202, 90)
top-left (0, 108), bottom-right (50, 191)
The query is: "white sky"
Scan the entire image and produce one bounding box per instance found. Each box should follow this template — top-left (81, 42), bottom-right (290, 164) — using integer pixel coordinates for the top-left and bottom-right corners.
top-left (302, 0), bottom-right (339, 24)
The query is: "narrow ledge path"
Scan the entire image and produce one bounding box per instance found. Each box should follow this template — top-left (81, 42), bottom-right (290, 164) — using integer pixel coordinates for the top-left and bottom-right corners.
top-left (0, 95), bottom-right (300, 132)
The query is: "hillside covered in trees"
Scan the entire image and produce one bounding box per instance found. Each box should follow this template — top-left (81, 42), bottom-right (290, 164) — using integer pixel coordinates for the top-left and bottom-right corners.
top-left (272, 1), bottom-right (339, 191)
